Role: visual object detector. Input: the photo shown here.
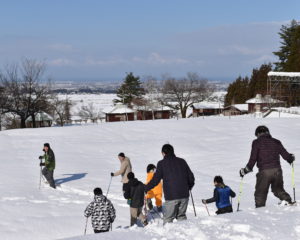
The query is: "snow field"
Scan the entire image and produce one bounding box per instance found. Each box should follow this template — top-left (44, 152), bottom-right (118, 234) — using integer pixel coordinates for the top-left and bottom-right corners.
top-left (0, 116), bottom-right (299, 239)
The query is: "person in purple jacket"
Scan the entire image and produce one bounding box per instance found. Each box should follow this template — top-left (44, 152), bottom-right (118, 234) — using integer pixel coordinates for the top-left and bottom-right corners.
top-left (239, 125), bottom-right (295, 207)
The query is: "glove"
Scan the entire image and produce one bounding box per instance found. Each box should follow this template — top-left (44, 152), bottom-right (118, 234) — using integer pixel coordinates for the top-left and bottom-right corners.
top-left (39, 156), bottom-right (43, 160)
top-left (239, 166), bottom-right (251, 178)
top-left (287, 154), bottom-right (295, 164)
top-left (202, 199), bottom-right (207, 204)
top-left (110, 172), bottom-right (114, 177)
top-left (40, 162), bottom-right (45, 166)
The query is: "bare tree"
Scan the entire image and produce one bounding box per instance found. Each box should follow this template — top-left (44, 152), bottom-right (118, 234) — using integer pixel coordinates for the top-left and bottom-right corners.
top-left (0, 59), bottom-right (52, 128)
top-left (0, 86), bottom-right (10, 130)
top-left (159, 72), bottom-right (215, 118)
top-left (51, 96), bottom-right (73, 126)
top-left (78, 103), bottom-right (102, 123)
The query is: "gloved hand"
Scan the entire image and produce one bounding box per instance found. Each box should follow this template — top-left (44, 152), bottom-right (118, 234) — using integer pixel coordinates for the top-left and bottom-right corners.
top-left (287, 154), bottom-right (295, 164)
top-left (39, 156), bottom-right (43, 160)
top-left (202, 199), bottom-right (207, 204)
top-left (239, 166), bottom-right (251, 178)
top-left (40, 162), bottom-right (45, 167)
top-left (110, 172), bottom-right (114, 177)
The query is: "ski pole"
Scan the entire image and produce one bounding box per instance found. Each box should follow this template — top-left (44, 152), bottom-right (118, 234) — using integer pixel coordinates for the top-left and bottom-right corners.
top-left (84, 217), bottom-right (88, 235)
top-left (204, 203), bottom-right (210, 216)
top-left (106, 176), bottom-right (113, 198)
top-left (39, 159), bottom-right (42, 190)
top-left (292, 162), bottom-right (296, 202)
top-left (237, 177), bottom-right (244, 211)
top-left (190, 190), bottom-right (197, 217)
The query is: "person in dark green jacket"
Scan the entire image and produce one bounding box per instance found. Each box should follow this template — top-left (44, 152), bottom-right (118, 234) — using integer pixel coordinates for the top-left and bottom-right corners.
top-left (39, 143), bottom-right (56, 189)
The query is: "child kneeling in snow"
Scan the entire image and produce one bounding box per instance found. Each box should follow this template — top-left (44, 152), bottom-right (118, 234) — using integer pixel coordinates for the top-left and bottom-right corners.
top-left (84, 188), bottom-right (116, 233)
top-left (145, 164), bottom-right (163, 212)
top-left (202, 176), bottom-right (236, 215)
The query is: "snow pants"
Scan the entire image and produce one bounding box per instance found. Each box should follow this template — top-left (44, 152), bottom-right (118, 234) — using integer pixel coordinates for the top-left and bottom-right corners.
top-left (216, 205), bottom-right (233, 215)
top-left (163, 198), bottom-right (189, 224)
top-left (255, 168), bottom-right (292, 207)
top-left (42, 167), bottom-right (56, 188)
top-left (130, 207), bottom-right (146, 226)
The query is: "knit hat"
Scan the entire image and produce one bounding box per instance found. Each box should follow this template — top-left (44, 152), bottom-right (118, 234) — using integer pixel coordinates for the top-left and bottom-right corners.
top-left (255, 126), bottom-right (269, 137)
top-left (44, 143), bottom-right (50, 148)
top-left (147, 164), bottom-right (156, 173)
top-left (214, 176), bottom-right (223, 184)
top-left (118, 152), bottom-right (125, 158)
top-left (127, 172), bottom-right (135, 180)
top-left (94, 188), bottom-right (103, 195)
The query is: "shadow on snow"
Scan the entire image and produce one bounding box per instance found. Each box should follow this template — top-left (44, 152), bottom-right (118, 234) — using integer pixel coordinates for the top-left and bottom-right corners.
top-left (55, 173), bottom-right (88, 185)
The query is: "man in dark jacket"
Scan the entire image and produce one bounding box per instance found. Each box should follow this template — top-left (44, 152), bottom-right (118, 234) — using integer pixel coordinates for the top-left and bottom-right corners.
top-left (145, 144), bottom-right (195, 224)
top-left (84, 188), bottom-right (116, 233)
top-left (240, 126), bottom-right (295, 207)
top-left (39, 143), bottom-right (56, 189)
top-left (123, 172), bottom-right (147, 227)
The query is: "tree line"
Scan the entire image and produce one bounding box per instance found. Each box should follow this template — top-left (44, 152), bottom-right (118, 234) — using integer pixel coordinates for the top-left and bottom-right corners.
top-left (225, 20), bottom-right (300, 106)
top-left (0, 59), bottom-right (73, 130)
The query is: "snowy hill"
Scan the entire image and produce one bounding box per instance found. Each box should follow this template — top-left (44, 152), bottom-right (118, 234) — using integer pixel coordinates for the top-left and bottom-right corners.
top-left (0, 117), bottom-right (299, 240)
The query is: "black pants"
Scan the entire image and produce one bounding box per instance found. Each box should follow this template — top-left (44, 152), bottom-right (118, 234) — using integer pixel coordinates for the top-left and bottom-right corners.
top-left (216, 205), bottom-right (233, 215)
top-left (255, 168), bottom-right (292, 207)
top-left (42, 167), bottom-right (56, 188)
top-left (94, 229), bottom-right (109, 233)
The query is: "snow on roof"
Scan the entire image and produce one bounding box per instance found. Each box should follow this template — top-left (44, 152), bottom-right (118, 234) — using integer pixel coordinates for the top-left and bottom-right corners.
top-left (102, 104), bottom-right (135, 114)
top-left (192, 101), bottom-right (223, 109)
top-left (268, 71), bottom-right (300, 77)
top-left (246, 94), bottom-right (282, 104)
top-left (26, 112), bottom-right (53, 122)
top-left (232, 104), bottom-right (248, 111)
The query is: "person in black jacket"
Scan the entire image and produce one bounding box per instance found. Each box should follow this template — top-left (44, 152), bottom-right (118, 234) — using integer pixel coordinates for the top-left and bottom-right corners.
top-left (123, 172), bottom-right (148, 227)
top-left (145, 144), bottom-right (195, 224)
top-left (202, 176), bottom-right (236, 215)
top-left (239, 126), bottom-right (295, 207)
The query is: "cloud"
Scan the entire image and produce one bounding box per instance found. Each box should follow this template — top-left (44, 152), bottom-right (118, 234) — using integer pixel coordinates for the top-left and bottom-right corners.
top-left (48, 58), bottom-right (75, 66)
top-left (48, 44), bottom-right (73, 52)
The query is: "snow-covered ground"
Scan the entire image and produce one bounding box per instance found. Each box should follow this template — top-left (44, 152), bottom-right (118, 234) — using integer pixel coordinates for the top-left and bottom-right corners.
top-left (0, 116), bottom-right (299, 240)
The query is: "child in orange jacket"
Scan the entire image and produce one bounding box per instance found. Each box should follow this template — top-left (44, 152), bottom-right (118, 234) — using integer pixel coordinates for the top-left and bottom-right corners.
top-left (145, 164), bottom-right (163, 212)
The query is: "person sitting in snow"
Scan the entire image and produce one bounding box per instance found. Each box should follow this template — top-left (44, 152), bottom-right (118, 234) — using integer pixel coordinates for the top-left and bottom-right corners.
top-left (84, 188), bottom-right (116, 234)
top-left (202, 176), bottom-right (236, 215)
top-left (145, 164), bottom-right (163, 212)
top-left (123, 172), bottom-right (148, 227)
top-left (39, 143), bottom-right (56, 189)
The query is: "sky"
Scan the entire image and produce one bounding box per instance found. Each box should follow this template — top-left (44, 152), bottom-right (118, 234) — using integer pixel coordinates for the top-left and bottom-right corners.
top-left (0, 0), bottom-right (299, 82)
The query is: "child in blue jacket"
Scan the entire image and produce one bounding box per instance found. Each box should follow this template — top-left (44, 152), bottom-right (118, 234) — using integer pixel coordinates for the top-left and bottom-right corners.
top-left (202, 176), bottom-right (236, 215)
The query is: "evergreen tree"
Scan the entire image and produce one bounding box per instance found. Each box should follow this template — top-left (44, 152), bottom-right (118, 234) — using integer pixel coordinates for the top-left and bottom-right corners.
top-left (247, 63), bottom-right (272, 98)
top-left (273, 20), bottom-right (300, 71)
top-left (115, 72), bottom-right (145, 105)
top-left (224, 76), bottom-right (249, 106)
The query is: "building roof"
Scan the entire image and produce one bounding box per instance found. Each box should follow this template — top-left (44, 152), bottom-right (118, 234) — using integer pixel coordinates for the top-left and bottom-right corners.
top-left (102, 104), bottom-right (135, 114)
top-left (246, 94), bottom-right (283, 104)
top-left (268, 71), bottom-right (300, 77)
top-left (192, 101), bottom-right (223, 109)
top-left (26, 112), bottom-right (53, 122)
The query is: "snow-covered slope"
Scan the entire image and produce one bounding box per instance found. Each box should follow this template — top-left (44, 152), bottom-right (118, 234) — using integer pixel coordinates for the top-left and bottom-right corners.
top-left (0, 117), bottom-right (299, 240)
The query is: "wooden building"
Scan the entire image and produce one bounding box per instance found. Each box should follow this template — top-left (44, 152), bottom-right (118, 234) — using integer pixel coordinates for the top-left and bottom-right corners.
top-left (223, 104), bottom-right (248, 116)
top-left (26, 112), bottom-right (53, 128)
top-left (103, 104), bottom-right (135, 122)
top-left (136, 107), bottom-right (172, 120)
top-left (246, 94), bottom-right (284, 113)
top-left (191, 102), bottom-right (223, 117)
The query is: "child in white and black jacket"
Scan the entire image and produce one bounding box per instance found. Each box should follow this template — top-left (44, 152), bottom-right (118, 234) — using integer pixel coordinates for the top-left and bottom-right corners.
top-left (84, 188), bottom-right (116, 233)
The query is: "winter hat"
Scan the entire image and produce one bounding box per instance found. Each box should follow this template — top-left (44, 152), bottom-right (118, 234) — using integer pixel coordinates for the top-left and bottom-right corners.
top-left (255, 125), bottom-right (269, 137)
top-left (93, 188), bottom-right (103, 195)
top-left (44, 143), bottom-right (50, 148)
top-left (162, 144), bottom-right (174, 155)
top-left (147, 164), bottom-right (156, 173)
top-left (214, 176), bottom-right (223, 184)
top-left (118, 152), bottom-right (125, 158)
top-left (127, 172), bottom-right (135, 180)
